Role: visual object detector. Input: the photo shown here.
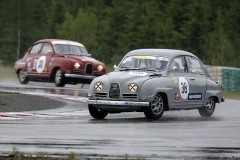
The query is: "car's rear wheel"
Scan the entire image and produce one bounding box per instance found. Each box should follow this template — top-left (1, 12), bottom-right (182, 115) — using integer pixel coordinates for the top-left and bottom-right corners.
top-left (88, 105), bottom-right (108, 119)
top-left (18, 70), bottom-right (29, 84)
top-left (198, 97), bottom-right (215, 117)
top-left (54, 69), bottom-right (66, 87)
top-left (144, 94), bottom-right (165, 120)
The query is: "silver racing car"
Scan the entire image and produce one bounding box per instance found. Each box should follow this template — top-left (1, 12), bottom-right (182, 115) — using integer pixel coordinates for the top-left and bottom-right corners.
top-left (88, 49), bottom-right (224, 120)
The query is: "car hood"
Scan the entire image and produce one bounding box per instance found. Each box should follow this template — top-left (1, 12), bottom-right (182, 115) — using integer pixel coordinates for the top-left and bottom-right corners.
top-left (64, 55), bottom-right (101, 63)
top-left (95, 71), bottom-right (161, 86)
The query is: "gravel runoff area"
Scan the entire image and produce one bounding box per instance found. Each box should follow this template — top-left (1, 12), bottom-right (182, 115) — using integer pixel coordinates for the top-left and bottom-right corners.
top-left (0, 92), bottom-right (65, 112)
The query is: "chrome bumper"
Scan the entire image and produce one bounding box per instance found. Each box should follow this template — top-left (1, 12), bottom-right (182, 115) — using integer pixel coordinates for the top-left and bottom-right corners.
top-left (65, 74), bottom-right (96, 79)
top-left (88, 99), bottom-right (149, 106)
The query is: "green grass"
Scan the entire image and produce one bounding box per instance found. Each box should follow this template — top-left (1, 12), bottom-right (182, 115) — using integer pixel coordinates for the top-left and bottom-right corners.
top-left (223, 91), bottom-right (240, 100)
top-left (0, 65), bottom-right (17, 82)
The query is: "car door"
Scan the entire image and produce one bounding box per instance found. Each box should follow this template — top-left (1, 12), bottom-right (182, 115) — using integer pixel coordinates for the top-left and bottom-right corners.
top-left (26, 43), bottom-right (42, 77)
top-left (184, 56), bottom-right (207, 107)
top-left (37, 42), bottom-right (54, 78)
top-left (169, 56), bottom-right (206, 109)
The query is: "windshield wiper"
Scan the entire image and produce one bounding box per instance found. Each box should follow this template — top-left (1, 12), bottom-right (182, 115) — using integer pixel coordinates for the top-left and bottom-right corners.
top-left (118, 67), bottom-right (132, 71)
top-left (133, 67), bottom-right (157, 72)
top-left (149, 72), bottom-right (162, 77)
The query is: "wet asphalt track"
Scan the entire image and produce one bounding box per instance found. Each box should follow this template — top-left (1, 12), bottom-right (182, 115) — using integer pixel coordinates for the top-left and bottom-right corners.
top-left (0, 82), bottom-right (240, 159)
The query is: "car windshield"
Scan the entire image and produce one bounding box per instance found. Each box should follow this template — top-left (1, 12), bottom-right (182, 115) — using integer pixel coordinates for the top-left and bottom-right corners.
top-left (118, 55), bottom-right (170, 71)
top-left (54, 44), bottom-right (88, 55)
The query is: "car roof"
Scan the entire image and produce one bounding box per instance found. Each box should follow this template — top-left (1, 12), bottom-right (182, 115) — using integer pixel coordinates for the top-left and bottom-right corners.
top-left (125, 49), bottom-right (196, 59)
top-left (35, 39), bottom-right (85, 47)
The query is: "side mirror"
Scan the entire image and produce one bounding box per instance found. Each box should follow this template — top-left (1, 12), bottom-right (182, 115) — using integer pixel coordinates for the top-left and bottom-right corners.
top-left (169, 66), bottom-right (178, 72)
top-left (172, 66), bottom-right (178, 71)
top-left (87, 54), bottom-right (92, 57)
top-left (47, 50), bottom-right (53, 54)
top-left (113, 65), bottom-right (118, 70)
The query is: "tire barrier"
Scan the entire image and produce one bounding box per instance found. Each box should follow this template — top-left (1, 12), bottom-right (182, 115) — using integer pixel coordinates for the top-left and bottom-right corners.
top-left (206, 65), bottom-right (240, 92)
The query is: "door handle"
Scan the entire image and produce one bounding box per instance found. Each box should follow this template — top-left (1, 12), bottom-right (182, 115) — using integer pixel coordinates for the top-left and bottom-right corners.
top-left (190, 78), bottom-right (195, 80)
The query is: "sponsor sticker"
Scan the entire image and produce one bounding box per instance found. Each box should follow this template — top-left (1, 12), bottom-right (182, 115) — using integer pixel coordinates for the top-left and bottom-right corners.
top-left (129, 72), bottom-right (148, 76)
top-left (188, 93), bottom-right (202, 100)
top-left (171, 77), bottom-right (177, 84)
top-left (36, 56), bottom-right (46, 73)
top-left (178, 77), bottom-right (189, 99)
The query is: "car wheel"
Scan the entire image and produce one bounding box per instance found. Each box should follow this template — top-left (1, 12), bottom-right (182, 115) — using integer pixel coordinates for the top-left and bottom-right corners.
top-left (144, 94), bottom-right (165, 120)
top-left (88, 105), bottom-right (108, 119)
top-left (54, 69), bottom-right (66, 87)
top-left (18, 70), bottom-right (29, 84)
top-left (198, 97), bottom-right (215, 117)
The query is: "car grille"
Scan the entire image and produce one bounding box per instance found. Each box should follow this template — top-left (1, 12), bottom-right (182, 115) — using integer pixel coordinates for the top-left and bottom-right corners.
top-left (85, 64), bottom-right (93, 75)
top-left (122, 93), bottom-right (138, 99)
top-left (109, 83), bottom-right (120, 99)
top-left (95, 92), bottom-right (107, 98)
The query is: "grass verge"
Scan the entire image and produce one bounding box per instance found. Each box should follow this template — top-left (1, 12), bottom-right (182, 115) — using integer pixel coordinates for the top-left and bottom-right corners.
top-left (223, 91), bottom-right (240, 100)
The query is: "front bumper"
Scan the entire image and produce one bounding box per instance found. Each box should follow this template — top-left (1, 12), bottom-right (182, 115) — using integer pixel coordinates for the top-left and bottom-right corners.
top-left (88, 99), bottom-right (149, 106)
top-left (65, 74), bottom-right (96, 79)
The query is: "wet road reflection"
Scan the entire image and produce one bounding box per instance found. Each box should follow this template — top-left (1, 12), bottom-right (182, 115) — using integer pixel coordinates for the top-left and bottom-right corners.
top-left (0, 82), bottom-right (240, 159)
top-left (0, 83), bottom-right (88, 97)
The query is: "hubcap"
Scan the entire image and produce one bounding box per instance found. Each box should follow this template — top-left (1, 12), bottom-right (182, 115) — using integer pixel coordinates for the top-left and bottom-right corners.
top-left (151, 95), bottom-right (163, 115)
top-left (206, 98), bottom-right (215, 111)
top-left (55, 70), bottom-right (62, 84)
top-left (19, 70), bottom-right (26, 82)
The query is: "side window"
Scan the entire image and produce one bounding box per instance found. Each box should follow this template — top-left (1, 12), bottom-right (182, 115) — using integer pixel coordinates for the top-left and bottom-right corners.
top-left (170, 56), bottom-right (187, 73)
top-left (30, 43), bottom-right (42, 54)
top-left (41, 43), bottom-right (53, 54)
top-left (186, 56), bottom-right (204, 74)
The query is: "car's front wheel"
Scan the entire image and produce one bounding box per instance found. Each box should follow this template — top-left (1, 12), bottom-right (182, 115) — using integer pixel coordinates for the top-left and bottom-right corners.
top-left (54, 69), bottom-right (66, 87)
top-left (198, 97), bottom-right (215, 117)
top-left (18, 70), bottom-right (29, 84)
top-left (88, 105), bottom-right (108, 119)
top-left (144, 94), bottom-right (165, 120)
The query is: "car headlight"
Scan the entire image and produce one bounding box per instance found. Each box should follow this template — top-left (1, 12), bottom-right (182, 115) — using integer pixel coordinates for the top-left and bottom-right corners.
top-left (128, 83), bottom-right (138, 92)
top-left (95, 81), bottom-right (104, 91)
top-left (97, 65), bottom-right (104, 71)
top-left (74, 63), bottom-right (80, 69)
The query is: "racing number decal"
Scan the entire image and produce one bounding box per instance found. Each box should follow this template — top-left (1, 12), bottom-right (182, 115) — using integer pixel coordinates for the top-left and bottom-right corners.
top-left (178, 77), bottom-right (189, 99)
top-left (36, 56), bottom-right (46, 73)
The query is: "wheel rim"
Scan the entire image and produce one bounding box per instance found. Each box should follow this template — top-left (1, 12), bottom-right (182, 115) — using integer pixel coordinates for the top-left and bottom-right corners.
top-left (19, 70), bottom-right (26, 82)
top-left (55, 70), bottom-right (62, 84)
top-left (150, 94), bottom-right (164, 115)
top-left (205, 98), bottom-right (215, 111)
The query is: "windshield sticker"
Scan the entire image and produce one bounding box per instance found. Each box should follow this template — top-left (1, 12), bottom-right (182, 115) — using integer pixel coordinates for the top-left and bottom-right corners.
top-left (133, 56), bottom-right (156, 60)
top-left (188, 93), bottom-right (202, 100)
top-left (129, 72), bottom-right (148, 76)
top-left (52, 41), bottom-right (84, 47)
top-left (179, 77), bottom-right (189, 99)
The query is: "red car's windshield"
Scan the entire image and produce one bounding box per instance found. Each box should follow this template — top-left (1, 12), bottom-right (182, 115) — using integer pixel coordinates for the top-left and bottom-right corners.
top-left (54, 44), bottom-right (88, 56)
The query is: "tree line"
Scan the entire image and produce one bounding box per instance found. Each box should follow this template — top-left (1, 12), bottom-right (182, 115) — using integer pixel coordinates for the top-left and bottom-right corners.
top-left (0, 0), bottom-right (239, 68)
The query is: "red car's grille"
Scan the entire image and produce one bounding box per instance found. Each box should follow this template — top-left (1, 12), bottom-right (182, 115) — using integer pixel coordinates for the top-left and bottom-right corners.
top-left (85, 64), bottom-right (93, 75)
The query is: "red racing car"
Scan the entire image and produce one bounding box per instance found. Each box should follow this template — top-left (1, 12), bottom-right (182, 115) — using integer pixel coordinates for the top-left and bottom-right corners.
top-left (15, 39), bottom-right (106, 87)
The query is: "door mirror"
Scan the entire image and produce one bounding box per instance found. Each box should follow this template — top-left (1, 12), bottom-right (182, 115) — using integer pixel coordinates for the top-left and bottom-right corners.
top-left (113, 65), bottom-right (118, 70)
top-left (47, 50), bottom-right (53, 54)
top-left (172, 66), bottom-right (178, 71)
top-left (87, 54), bottom-right (92, 57)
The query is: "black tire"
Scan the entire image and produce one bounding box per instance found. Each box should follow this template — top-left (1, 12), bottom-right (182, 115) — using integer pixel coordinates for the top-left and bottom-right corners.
top-left (88, 105), bottom-right (108, 119)
top-left (54, 69), bottom-right (66, 87)
top-left (198, 97), bottom-right (215, 117)
top-left (18, 70), bottom-right (29, 84)
top-left (144, 94), bottom-right (165, 120)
